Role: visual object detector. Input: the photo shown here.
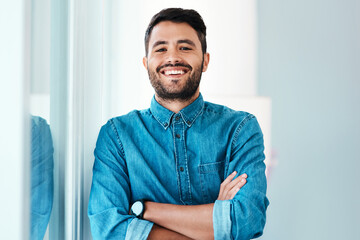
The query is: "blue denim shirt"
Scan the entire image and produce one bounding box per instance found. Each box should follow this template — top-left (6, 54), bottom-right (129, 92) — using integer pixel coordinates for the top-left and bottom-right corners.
top-left (88, 94), bottom-right (269, 240)
top-left (31, 116), bottom-right (54, 240)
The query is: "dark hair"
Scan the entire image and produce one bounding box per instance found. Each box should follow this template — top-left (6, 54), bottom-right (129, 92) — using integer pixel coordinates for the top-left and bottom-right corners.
top-left (144, 8), bottom-right (207, 56)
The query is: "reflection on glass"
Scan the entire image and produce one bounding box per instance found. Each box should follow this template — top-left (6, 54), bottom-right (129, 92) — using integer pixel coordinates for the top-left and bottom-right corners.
top-left (31, 115), bottom-right (54, 240)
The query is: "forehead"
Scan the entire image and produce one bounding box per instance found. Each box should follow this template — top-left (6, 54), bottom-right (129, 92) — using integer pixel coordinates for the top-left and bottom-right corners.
top-left (149, 21), bottom-right (201, 46)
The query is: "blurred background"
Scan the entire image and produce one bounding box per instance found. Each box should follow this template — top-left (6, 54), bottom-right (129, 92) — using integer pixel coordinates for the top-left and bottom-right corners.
top-left (1, 0), bottom-right (359, 239)
top-left (259, 1), bottom-right (360, 239)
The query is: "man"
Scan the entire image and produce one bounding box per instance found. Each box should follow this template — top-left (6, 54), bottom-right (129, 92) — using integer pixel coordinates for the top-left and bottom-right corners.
top-left (88, 8), bottom-right (269, 240)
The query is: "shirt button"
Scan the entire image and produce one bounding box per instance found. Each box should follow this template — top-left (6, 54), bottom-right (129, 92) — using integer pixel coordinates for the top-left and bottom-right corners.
top-left (175, 134), bottom-right (181, 138)
top-left (187, 120), bottom-right (191, 125)
top-left (164, 123), bottom-right (168, 127)
top-left (180, 167), bottom-right (184, 172)
top-left (175, 116), bottom-right (180, 121)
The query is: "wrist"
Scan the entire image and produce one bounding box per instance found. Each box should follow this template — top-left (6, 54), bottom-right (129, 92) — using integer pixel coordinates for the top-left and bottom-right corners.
top-left (130, 199), bottom-right (146, 219)
top-left (143, 200), bottom-right (151, 220)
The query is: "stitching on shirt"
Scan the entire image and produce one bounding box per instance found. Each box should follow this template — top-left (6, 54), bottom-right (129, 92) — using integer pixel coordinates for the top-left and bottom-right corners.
top-left (198, 166), bottom-right (206, 201)
top-left (199, 161), bottom-right (225, 173)
top-left (139, 109), bottom-right (152, 116)
top-left (181, 121), bottom-right (192, 204)
top-left (180, 99), bottom-right (204, 126)
top-left (202, 102), bottom-right (234, 115)
top-left (231, 114), bottom-right (255, 149)
top-left (172, 120), bottom-right (183, 204)
top-left (191, 102), bottom-right (205, 123)
top-left (109, 119), bottom-right (126, 158)
top-left (150, 109), bottom-right (172, 130)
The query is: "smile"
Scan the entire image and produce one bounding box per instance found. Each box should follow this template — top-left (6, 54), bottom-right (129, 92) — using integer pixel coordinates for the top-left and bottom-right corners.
top-left (160, 67), bottom-right (190, 77)
top-left (157, 63), bottom-right (192, 77)
top-left (163, 70), bottom-right (186, 76)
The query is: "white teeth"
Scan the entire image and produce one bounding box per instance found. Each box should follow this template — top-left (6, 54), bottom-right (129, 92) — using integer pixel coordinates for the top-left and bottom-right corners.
top-left (164, 70), bottom-right (185, 75)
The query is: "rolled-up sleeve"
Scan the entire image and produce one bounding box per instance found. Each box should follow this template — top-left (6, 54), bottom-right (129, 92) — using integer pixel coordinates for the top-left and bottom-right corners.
top-left (213, 115), bottom-right (269, 240)
top-left (213, 200), bottom-right (232, 239)
top-left (88, 120), bottom-right (153, 239)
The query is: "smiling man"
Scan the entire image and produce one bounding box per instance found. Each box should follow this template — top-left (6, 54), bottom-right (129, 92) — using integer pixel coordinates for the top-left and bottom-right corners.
top-left (144, 20), bottom-right (208, 113)
top-left (88, 8), bottom-right (269, 240)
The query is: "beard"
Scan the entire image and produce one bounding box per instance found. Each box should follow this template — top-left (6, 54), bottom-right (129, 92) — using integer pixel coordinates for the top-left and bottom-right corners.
top-left (148, 61), bottom-right (203, 102)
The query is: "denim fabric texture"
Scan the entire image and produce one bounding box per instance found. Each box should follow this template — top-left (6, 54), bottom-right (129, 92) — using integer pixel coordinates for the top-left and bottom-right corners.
top-left (31, 116), bottom-right (54, 240)
top-left (88, 94), bottom-right (269, 239)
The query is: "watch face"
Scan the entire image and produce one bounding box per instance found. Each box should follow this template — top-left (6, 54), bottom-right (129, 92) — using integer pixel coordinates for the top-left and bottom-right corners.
top-left (132, 201), bottom-right (143, 216)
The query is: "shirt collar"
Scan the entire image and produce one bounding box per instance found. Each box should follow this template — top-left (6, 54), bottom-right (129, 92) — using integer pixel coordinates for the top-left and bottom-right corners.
top-left (150, 93), bottom-right (205, 130)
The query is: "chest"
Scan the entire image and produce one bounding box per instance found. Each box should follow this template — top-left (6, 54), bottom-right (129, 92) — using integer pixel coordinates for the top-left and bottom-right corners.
top-left (124, 126), bottom-right (231, 205)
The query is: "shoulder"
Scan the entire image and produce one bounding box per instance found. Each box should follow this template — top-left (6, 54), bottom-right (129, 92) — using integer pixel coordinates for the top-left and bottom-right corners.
top-left (100, 108), bottom-right (151, 137)
top-left (31, 116), bottom-right (53, 154)
top-left (108, 108), bottom-right (151, 125)
top-left (96, 109), bottom-right (152, 155)
top-left (31, 115), bottom-right (50, 129)
top-left (203, 101), bottom-right (255, 124)
top-left (202, 101), bottom-right (261, 142)
top-left (31, 115), bottom-right (52, 139)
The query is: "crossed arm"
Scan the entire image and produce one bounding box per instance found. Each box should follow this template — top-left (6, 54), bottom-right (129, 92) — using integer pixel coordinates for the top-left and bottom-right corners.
top-left (89, 116), bottom-right (268, 240)
top-left (144, 171), bottom-right (248, 240)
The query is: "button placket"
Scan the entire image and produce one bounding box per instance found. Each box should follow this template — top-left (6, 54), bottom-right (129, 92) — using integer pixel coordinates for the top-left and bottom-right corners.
top-left (173, 114), bottom-right (192, 204)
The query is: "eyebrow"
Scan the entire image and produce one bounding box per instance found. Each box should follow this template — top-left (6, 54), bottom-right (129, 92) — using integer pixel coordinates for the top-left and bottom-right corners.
top-left (177, 39), bottom-right (196, 47)
top-left (152, 41), bottom-right (168, 49)
top-left (151, 39), bottom-right (196, 49)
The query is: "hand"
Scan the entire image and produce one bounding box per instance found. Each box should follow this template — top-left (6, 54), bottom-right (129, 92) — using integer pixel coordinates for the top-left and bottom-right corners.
top-left (217, 171), bottom-right (247, 200)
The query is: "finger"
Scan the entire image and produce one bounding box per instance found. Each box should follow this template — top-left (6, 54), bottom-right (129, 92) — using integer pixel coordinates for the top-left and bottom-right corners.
top-left (227, 178), bottom-right (247, 199)
top-left (218, 172), bottom-right (248, 200)
top-left (224, 173), bottom-right (247, 192)
top-left (220, 171), bottom-right (242, 190)
top-left (218, 171), bottom-right (237, 198)
top-left (218, 174), bottom-right (247, 200)
top-left (221, 171), bottom-right (237, 185)
top-left (229, 187), bottom-right (240, 199)
top-left (223, 175), bottom-right (247, 199)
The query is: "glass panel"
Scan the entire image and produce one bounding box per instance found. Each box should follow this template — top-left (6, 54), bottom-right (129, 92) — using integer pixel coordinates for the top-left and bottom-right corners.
top-left (29, 0), bottom-right (53, 239)
top-left (0, 0), bottom-right (30, 238)
top-left (49, 0), bottom-right (68, 239)
top-left (29, 0), bottom-right (68, 239)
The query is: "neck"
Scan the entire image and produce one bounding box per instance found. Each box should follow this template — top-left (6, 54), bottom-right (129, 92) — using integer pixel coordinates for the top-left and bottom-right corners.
top-left (155, 92), bottom-right (200, 113)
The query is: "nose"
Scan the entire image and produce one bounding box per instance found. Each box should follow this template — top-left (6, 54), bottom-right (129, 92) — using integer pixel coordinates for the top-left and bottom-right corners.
top-left (165, 48), bottom-right (181, 63)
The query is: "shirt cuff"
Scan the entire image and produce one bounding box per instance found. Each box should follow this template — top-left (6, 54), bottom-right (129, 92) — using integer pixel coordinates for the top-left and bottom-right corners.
top-left (213, 200), bottom-right (232, 240)
top-left (125, 218), bottom-right (154, 240)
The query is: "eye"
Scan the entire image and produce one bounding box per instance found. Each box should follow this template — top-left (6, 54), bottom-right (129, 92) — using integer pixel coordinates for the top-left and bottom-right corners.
top-left (155, 48), bottom-right (167, 52)
top-left (180, 46), bottom-right (191, 51)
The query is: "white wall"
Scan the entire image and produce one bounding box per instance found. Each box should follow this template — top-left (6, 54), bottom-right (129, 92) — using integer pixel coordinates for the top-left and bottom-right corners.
top-left (30, 0), bottom-right (50, 95)
top-left (104, 0), bottom-right (258, 118)
top-left (0, 1), bottom-right (30, 239)
top-left (258, 0), bottom-right (360, 239)
top-left (30, 0), bottom-right (51, 122)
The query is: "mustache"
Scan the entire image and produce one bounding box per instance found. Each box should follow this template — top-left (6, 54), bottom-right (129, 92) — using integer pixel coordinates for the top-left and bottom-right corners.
top-left (156, 63), bottom-right (193, 73)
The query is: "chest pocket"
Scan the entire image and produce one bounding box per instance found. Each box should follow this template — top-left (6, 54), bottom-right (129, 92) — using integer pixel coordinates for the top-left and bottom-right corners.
top-left (199, 161), bottom-right (225, 203)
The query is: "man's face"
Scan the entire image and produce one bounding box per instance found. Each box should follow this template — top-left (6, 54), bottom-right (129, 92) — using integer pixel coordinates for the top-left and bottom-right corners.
top-left (143, 21), bottom-right (210, 101)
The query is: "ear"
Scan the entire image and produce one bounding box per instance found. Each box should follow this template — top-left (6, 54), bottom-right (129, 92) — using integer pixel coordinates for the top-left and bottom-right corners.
top-left (143, 56), bottom-right (148, 70)
top-left (202, 53), bottom-right (210, 72)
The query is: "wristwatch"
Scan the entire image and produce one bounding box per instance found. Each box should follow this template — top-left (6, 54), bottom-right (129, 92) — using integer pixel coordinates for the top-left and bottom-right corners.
top-left (130, 199), bottom-right (145, 219)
